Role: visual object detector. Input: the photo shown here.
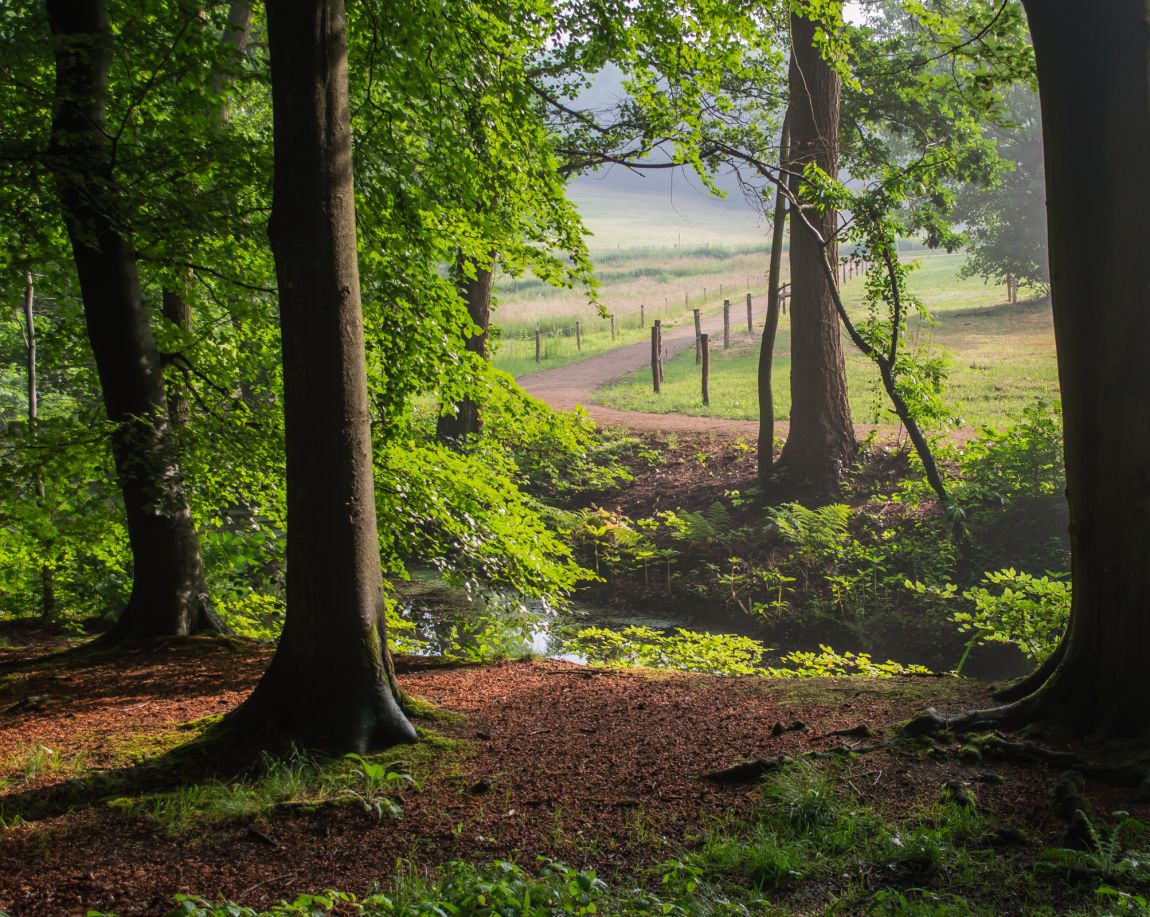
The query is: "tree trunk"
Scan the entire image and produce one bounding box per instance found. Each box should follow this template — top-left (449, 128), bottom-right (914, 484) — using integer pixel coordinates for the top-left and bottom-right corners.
top-left (46, 0), bottom-right (221, 640)
top-left (757, 110), bottom-right (790, 488)
top-left (161, 285), bottom-right (193, 428)
top-left (437, 254), bottom-right (494, 445)
top-left (232, 0), bottom-right (417, 752)
top-left (23, 274), bottom-right (56, 621)
top-left (775, 11), bottom-right (855, 494)
top-left (957, 0), bottom-right (1150, 743)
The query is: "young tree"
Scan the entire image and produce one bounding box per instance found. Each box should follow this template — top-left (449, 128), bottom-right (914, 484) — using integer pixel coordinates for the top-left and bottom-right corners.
top-left (757, 109), bottom-right (790, 487)
top-left (948, 0), bottom-right (1150, 743)
top-left (231, 0), bottom-right (417, 751)
top-left (45, 0), bottom-right (223, 640)
top-left (775, 9), bottom-right (855, 494)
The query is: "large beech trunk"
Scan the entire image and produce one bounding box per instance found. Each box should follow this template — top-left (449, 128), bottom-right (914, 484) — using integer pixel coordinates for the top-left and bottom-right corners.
top-left (46, 0), bottom-right (221, 640)
top-left (437, 257), bottom-right (495, 445)
top-left (233, 0), bottom-right (416, 751)
top-left (775, 12), bottom-right (854, 494)
top-left (968, 0), bottom-right (1150, 742)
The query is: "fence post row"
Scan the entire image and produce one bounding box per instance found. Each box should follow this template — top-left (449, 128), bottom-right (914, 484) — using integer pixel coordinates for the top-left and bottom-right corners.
top-left (693, 308), bottom-right (702, 364)
top-left (700, 333), bottom-right (710, 406)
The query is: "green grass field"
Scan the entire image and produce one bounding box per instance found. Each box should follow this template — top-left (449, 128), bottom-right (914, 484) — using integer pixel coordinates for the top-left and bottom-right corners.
top-left (593, 252), bottom-right (1059, 429)
top-left (491, 245), bottom-right (781, 377)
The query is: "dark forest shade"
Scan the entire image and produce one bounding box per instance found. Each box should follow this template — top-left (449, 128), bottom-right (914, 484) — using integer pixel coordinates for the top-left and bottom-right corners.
top-left (232, 0), bottom-right (416, 751)
top-left (776, 11), bottom-right (855, 494)
top-left (46, 0), bottom-right (222, 640)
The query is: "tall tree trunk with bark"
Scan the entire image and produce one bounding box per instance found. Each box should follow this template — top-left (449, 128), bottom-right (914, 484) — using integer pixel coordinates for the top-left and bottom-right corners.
top-left (232, 0), bottom-right (417, 751)
top-left (46, 0), bottom-right (222, 640)
top-left (954, 0), bottom-right (1150, 743)
top-left (22, 273), bottom-right (56, 621)
top-left (775, 11), bottom-right (854, 494)
top-left (437, 255), bottom-right (495, 445)
top-left (757, 110), bottom-right (790, 488)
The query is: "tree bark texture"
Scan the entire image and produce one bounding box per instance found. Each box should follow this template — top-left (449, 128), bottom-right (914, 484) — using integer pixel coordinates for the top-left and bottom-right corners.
top-left (776, 11), bottom-right (855, 494)
top-left (757, 110), bottom-right (790, 487)
top-left (234, 0), bottom-right (417, 751)
top-left (981, 0), bottom-right (1150, 742)
top-left (437, 255), bottom-right (494, 445)
top-left (46, 0), bottom-right (221, 640)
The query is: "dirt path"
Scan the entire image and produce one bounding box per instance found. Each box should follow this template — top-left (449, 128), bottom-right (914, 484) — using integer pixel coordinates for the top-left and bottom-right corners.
top-left (518, 310), bottom-right (765, 435)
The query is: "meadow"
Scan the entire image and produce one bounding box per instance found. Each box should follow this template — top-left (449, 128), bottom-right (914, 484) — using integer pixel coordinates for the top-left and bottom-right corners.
top-left (592, 252), bottom-right (1059, 429)
top-left (490, 243), bottom-right (781, 377)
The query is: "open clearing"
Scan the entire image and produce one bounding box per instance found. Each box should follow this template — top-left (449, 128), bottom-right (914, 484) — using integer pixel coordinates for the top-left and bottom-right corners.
top-left (593, 253), bottom-right (1058, 430)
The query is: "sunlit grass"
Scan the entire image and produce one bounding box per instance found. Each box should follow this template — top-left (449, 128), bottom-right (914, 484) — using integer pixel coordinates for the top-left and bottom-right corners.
top-left (593, 253), bottom-right (1058, 430)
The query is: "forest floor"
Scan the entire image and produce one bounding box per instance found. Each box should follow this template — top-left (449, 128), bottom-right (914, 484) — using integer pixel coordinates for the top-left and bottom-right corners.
top-left (2, 628), bottom-right (1148, 915)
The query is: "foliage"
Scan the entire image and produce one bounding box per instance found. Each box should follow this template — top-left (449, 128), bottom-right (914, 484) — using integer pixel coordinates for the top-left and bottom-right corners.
top-left (1040, 812), bottom-right (1150, 884)
top-left (128, 749), bottom-right (416, 834)
top-left (565, 625), bottom-right (930, 678)
top-left (163, 857), bottom-right (764, 916)
top-left (767, 502), bottom-right (852, 565)
top-left (909, 567), bottom-right (1069, 670)
top-left (955, 87), bottom-right (1049, 295)
top-left (951, 401), bottom-right (1064, 505)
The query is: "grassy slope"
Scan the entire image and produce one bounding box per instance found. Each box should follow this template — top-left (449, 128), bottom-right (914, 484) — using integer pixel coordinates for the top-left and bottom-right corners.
top-left (593, 252), bottom-right (1059, 429)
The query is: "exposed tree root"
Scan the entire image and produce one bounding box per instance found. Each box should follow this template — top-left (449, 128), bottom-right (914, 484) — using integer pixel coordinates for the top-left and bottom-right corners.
top-left (900, 707), bottom-right (1150, 789)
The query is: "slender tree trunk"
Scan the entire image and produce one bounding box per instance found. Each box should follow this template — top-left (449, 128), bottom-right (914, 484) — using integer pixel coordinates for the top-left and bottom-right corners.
top-left (757, 110), bottom-right (790, 488)
top-left (22, 274), bottom-right (56, 621)
top-left (232, 0), bottom-right (416, 751)
top-left (955, 0), bottom-right (1150, 742)
top-left (161, 284), bottom-right (193, 428)
top-left (46, 0), bottom-right (222, 640)
top-left (437, 254), bottom-right (494, 445)
top-left (775, 11), bottom-right (855, 495)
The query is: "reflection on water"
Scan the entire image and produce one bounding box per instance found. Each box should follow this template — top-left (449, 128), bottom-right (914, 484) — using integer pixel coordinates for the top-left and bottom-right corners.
top-left (393, 571), bottom-right (720, 665)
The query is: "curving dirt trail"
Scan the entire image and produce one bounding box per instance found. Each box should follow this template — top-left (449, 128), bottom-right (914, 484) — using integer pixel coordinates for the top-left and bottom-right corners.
top-left (518, 309), bottom-right (766, 435)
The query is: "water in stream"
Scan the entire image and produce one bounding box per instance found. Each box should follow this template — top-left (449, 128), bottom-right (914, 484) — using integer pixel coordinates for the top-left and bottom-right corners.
top-left (393, 570), bottom-right (756, 666)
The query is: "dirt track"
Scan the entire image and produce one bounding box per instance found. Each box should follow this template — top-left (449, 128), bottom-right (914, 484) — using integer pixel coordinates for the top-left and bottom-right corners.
top-left (518, 309), bottom-right (766, 435)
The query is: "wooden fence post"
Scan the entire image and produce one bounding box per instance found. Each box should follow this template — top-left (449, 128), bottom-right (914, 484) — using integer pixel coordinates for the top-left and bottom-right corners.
top-left (575, 320), bottom-right (582, 351)
top-left (640, 303), bottom-right (645, 328)
top-left (654, 319), bottom-right (664, 384)
top-left (693, 308), bottom-right (701, 363)
top-left (651, 324), bottom-right (661, 394)
top-left (746, 293), bottom-right (753, 332)
top-left (535, 324), bottom-right (541, 363)
top-left (723, 299), bottom-right (731, 349)
top-left (700, 333), bottom-right (710, 406)
top-left (610, 313), bottom-right (616, 341)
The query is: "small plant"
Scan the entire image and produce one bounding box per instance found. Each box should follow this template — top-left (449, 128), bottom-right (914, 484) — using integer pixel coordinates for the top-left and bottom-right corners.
top-left (909, 567), bottom-right (1069, 671)
top-left (1040, 812), bottom-right (1150, 883)
top-left (768, 502), bottom-right (852, 570)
